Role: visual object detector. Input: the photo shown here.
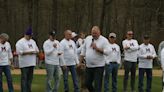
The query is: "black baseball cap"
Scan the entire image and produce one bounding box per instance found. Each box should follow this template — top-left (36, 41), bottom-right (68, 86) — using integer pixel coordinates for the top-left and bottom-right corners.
top-left (49, 31), bottom-right (56, 36)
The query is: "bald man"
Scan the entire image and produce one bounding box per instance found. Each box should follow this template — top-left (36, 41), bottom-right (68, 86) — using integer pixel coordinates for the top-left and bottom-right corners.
top-left (60, 30), bottom-right (79, 92)
top-left (80, 26), bottom-right (109, 92)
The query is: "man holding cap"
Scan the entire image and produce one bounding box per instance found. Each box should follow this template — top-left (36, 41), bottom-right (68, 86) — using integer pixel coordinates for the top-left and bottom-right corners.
top-left (43, 30), bottom-right (66, 92)
top-left (138, 35), bottom-right (156, 92)
top-left (104, 33), bottom-right (121, 92)
top-left (16, 27), bottom-right (39, 92)
top-left (0, 33), bottom-right (14, 92)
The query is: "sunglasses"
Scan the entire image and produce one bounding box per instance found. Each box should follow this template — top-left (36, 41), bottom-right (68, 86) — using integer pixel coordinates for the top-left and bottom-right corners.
top-left (127, 33), bottom-right (133, 35)
top-left (109, 36), bottom-right (115, 38)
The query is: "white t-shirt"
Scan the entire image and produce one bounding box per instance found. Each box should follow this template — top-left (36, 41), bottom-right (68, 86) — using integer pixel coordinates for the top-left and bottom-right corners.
top-left (81, 35), bottom-right (109, 68)
top-left (138, 43), bottom-right (157, 68)
top-left (43, 39), bottom-right (65, 65)
top-left (122, 39), bottom-right (139, 62)
top-left (60, 39), bottom-right (79, 66)
top-left (160, 48), bottom-right (164, 70)
top-left (0, 42), bottom-right (13, 66)
top-left (16, 38), bottom-right (39, 68)
top-left (105, 43), bottom-right (121, 64)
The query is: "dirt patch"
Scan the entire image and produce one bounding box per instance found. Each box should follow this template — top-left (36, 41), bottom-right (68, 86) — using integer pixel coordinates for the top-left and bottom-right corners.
top-left (11, 69), bottom-right (163, 76)
top-left (3, 83), bottom-right (20, 90)
top-left (11, 69), bottom-right (46, 75)
top-left (118, 69), bottom-right (162, 77)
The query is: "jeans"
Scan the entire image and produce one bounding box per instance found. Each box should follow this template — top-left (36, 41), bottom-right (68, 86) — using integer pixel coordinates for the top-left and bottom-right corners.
top-left (0, 65), bottom-right (14, 92)
top-left (85, 67), bottom-right (104, 92)
top-left (138, 68), bottom-right (152, 92)
top-left (123, 61), bottom-right (136, 91)
top-left (62, 65), bottom-right (79, 92)
top-left (45, 64), bottom-right (60, 92)
top-left (21, 66), bottom-right (34, 92)
top-left (104, 63), bottom-right (119, 92)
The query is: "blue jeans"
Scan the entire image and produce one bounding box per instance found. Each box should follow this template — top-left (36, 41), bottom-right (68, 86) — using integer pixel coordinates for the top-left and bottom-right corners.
top-left (45, 64), bottom-right (60, 92)
top-left (62, 65), bottom-right (79, 92)
top-left (21, 66), bottom-right (34, 92)
top-left (138, 68), bottom-right (152, 92)
top-left (85, 67), bottom-right (104, 92)
top-left (0, 65), bottom-right (14, 92)
top-left (104, 63), bottom-right (119, 92)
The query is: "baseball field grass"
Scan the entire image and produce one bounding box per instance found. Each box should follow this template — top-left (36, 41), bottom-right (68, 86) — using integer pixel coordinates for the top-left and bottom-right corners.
top-left (2, 74), bottom-right (162, 92)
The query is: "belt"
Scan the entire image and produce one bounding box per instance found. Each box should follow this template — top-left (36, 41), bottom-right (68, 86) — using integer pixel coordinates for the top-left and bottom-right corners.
top-left (110, 62), bottom-right (117, 64)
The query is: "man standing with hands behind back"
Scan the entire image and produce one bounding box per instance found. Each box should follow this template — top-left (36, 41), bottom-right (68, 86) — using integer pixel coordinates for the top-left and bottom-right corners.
top-left (16, 27), bottom-right (39, 92)
top-left (122, 31), bottom-right (139, 92)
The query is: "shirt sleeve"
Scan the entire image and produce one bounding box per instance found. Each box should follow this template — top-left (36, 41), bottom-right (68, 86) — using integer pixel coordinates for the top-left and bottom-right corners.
top-left (8, 43), bottom-right (13, 59)
top-left (158, 41), bottom-right (164, 60)
top-left (80, 40), bottom-right (86, 56)
top-left (103, 39), bottom-right (110, 55)
top-left (117, 46), bottom-right (121, 64)
top-left (151, 45), bottom-right (157, 58)
top-left (43, 42), bottom-right (54, 55)
top-left (16, 41), bottom-right (24, 55)
top-left (34, 42), bottom-right (39, 53)
top-left (73, 42), bottom-right (79, 64)
top-left (59, 54), bottom-right (66, 66)
top-left (161, 49), bottom-right (164, 70)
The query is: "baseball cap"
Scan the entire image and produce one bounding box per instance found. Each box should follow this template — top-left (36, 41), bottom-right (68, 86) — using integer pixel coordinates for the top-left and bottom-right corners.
top-left (143, 35), bottom-right (150, 39)
top-left (109, 33), bottom-right (116, 38)
top-left (25, 27), bottom-right (33, 35)
top-left (72, 32), bottom-right (77, 38)
top-left (0, 33), bottom-right (9, 40)
top-left (49, 31), bottom-right (56, 36)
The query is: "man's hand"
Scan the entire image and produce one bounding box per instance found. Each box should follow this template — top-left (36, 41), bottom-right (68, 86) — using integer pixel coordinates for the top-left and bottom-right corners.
top-left (147, 55), bottom-right (154, 59)
top-left (53, 43), bottom-right (57, 48)
top-left (61, 65), bottom-right (67, 70)
top-left (124, 45), bottom-right (130, 50)
top-left (58, 52), bottom-right (63, 56)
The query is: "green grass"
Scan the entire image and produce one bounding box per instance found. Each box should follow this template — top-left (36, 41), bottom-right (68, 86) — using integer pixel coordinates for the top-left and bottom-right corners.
top-left (2, 75), bottom-right (162, 92)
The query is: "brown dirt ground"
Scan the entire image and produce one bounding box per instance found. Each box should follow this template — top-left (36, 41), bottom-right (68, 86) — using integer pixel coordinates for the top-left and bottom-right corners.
top-left (3, 83), bottom-right (20, 90)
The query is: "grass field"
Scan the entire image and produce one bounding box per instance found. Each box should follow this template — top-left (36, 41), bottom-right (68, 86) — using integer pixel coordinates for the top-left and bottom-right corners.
top-left (2, 74), bottom-right (163, 92)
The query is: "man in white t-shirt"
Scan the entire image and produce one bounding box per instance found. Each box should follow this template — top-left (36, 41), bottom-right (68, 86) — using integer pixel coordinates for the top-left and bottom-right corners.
top-left (158, 41), bottom-right (164, 63)
top-left (122, 31), bottom-right (139, 92)
top-left (80, 26), bottom-right (109, 92)
top-left (16, 27), bottom-right (39, 92)
top-left (104, 33), bottom-right (121, 92)
top-left (60, 30), bottom-right (79, 92)
top-left (161, 47), bottom-right (164, 92)
top-left (138, 35), bottom-right (156, 92)
top-left (0, 33), bottom-right (14, 92)
top-left (43, 31), bottom-right (66, 92)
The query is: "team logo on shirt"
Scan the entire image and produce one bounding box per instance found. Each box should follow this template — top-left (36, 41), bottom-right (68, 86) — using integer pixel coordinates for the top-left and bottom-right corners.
top-left (112, 48), bottom-right (116, 52)
top-left (1, 47), bottom-right (6, 52)
top-left (28, 44), bottom-right (33, 48)
top-left (130, 43), bottom-right (134, 46)
top-left (69, 44), bottom-right (73, 49)
top-left (146, 48), bottom-right (150, 52)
